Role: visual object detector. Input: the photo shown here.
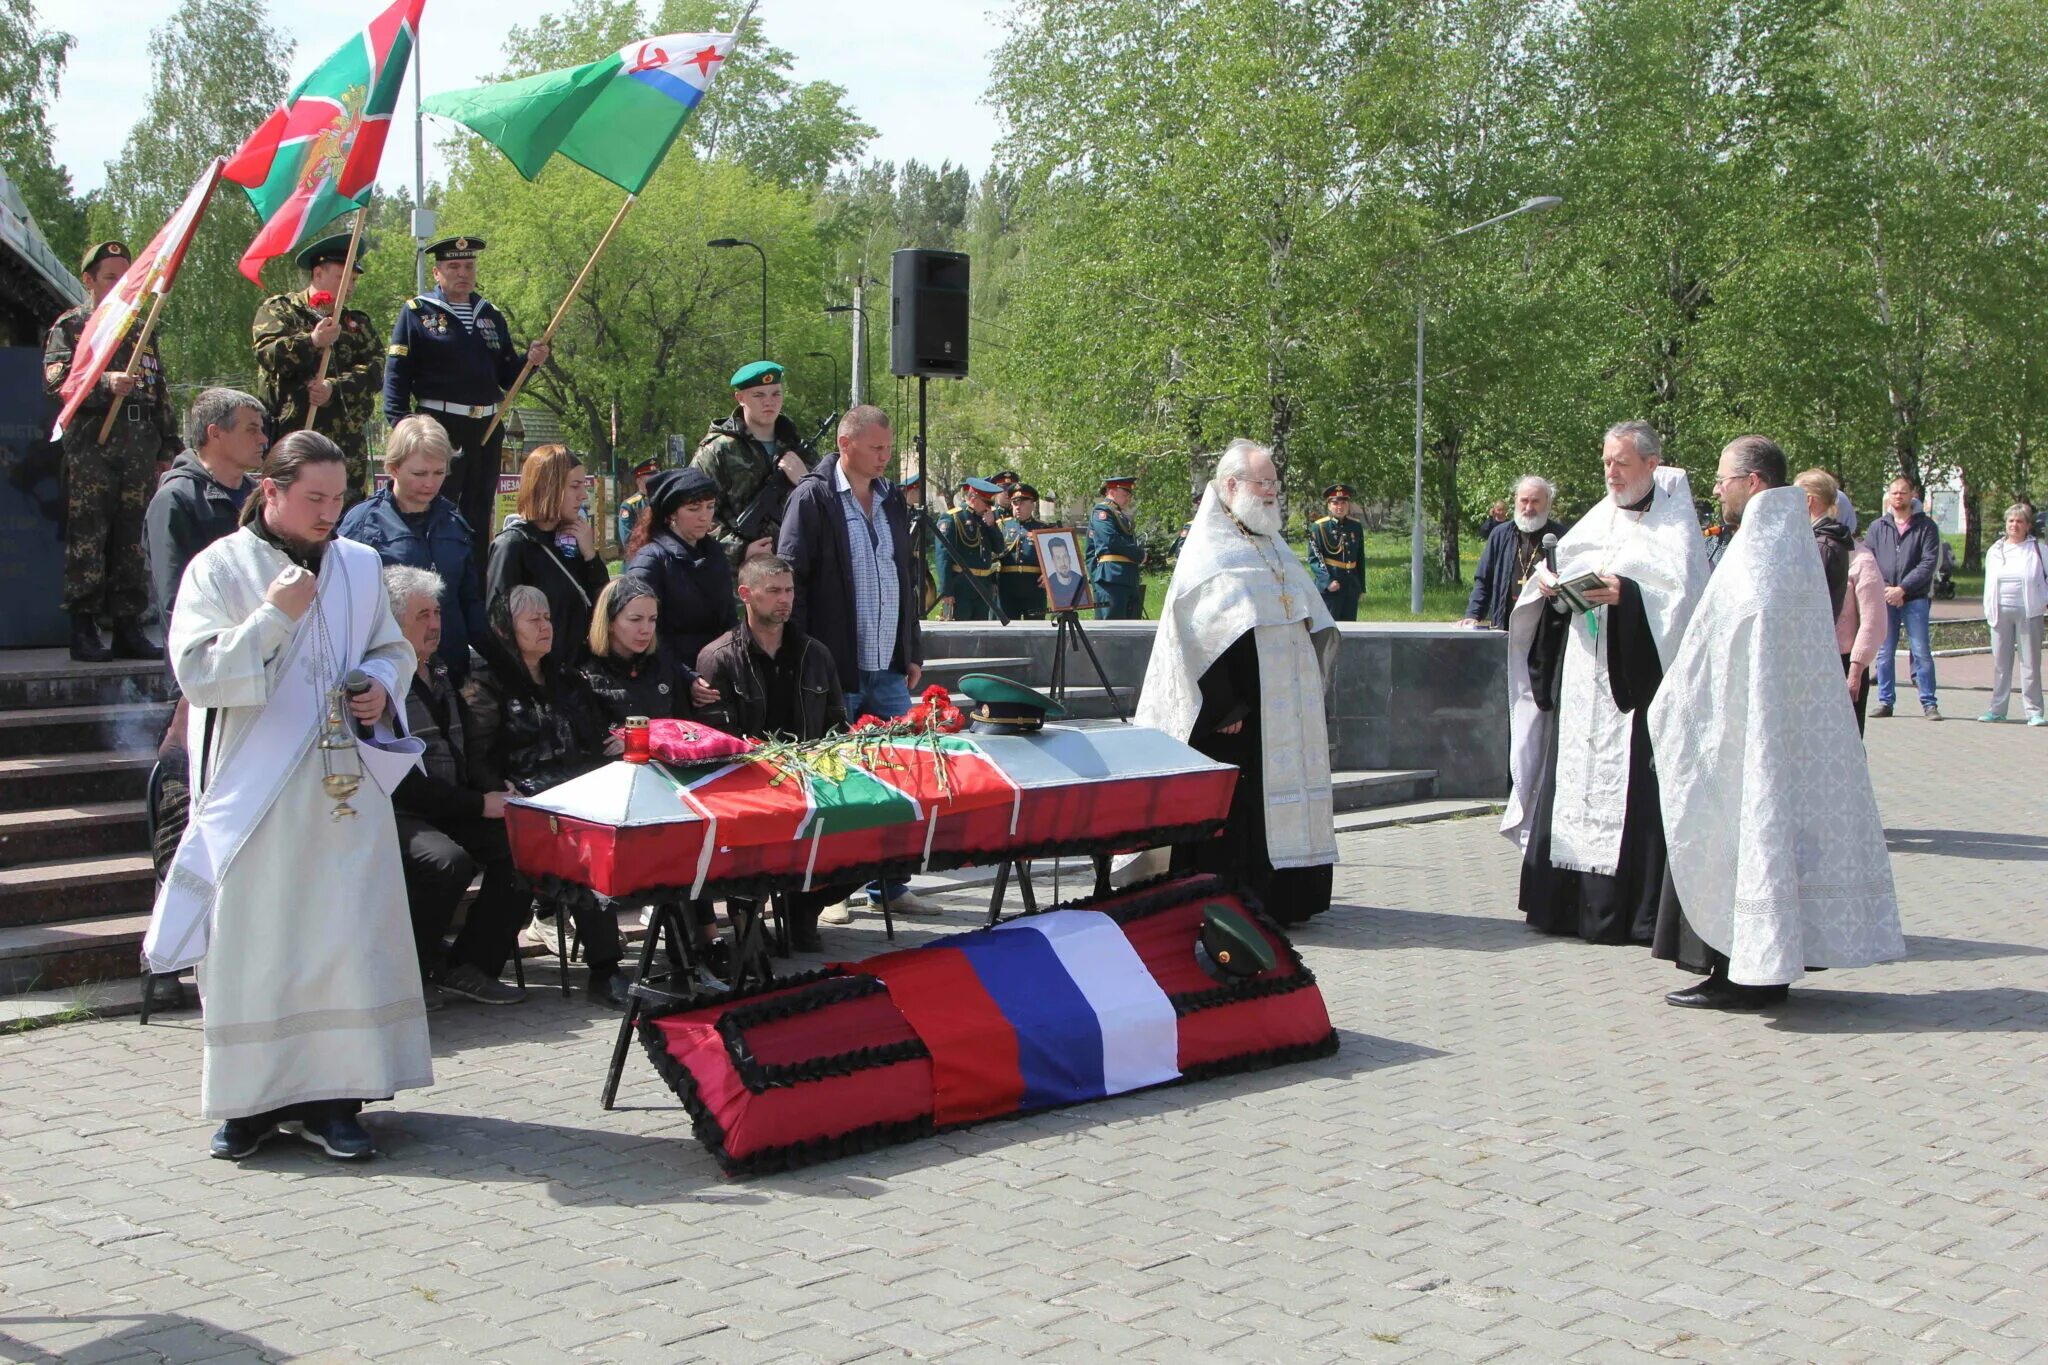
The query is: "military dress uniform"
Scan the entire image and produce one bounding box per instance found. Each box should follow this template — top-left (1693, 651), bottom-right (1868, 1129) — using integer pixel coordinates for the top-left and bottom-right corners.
top-left (1087, 477), bottom-right (1146, 620)
top-left (253, 234), bottom-right (382, 504)
top-left (44, 240), bottom-right (180, 658)
top-left (901, 470), bottom-right (937, 617)
top-left (997, 486), bottom-right (1048, 621)
top-left (382, 235), bottom-right (528, 565)
top-left (934, 477), bottom-right (1003, 621)
top-left (1307, 484), bottom-right (1365, 621)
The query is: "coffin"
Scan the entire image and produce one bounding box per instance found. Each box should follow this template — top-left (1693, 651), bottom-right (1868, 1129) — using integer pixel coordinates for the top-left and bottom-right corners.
top-left (638, 873), bottom-right (1337, 1175)
top-left (503, 722), bottom-right (1238, 899)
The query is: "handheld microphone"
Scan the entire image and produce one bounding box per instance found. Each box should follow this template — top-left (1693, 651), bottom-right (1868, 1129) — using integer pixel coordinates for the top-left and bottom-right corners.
top-left (1540, 533), bottom-right (1567, 614)
top-left (344, 670), bottom-right (375, 738)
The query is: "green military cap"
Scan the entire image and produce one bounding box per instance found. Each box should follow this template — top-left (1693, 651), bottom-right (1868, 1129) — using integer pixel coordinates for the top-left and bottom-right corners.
top-left (425, 235), bottom-right (484, 261)
top-left (295, 233), bottom-right (366, 273)
top-left (1196, 903), bottom-right (1278, 983)
top-left (1323, 483), bottom-right (1355, 500)
top-left (631, 456), bottom-right (661, 478)
top-left (81, 240), bottom-right (130, 274)
top-left (1101, 474), bottom-right (1136, 493)
top-left (1011, 484), bottom-right (1040, 500)
top-left (992, 470), bottom-right (1019, 486)
top-left (960, 476), bottom-right (1002, 496)
top-left (730, 360), bottom-right (783, 390)
top-left (958, 673), bottom-right (1066, 734)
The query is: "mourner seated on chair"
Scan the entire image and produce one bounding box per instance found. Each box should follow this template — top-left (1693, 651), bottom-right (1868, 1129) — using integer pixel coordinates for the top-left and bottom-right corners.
top-left (384, 566), bottom-right (530, 1009)
top-left (461, 584), bottom-right (631, 1008)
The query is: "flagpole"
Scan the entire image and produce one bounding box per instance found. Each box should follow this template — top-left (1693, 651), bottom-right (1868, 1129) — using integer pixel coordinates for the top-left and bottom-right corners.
top-left (94, 288), bottom-right (172, 446)
top-left (300, 203), bottom-right (372, 431)
top-left (480, 191), bottom-right (638, 444)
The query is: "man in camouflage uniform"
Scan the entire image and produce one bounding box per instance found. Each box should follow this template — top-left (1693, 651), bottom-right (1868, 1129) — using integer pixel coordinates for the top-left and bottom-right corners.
top-left (44, 240), bottom-right (177, 662)
top-left (692, 360), bottom-right (816, 565)
top-left (253, 233), bottom-right (383, 506)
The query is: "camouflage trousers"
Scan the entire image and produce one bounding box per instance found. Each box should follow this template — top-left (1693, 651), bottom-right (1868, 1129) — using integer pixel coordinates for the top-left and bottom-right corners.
top-left (335, 434), bottom-right (369, 510)
top-left (63, 414), bottom-right (164, 619)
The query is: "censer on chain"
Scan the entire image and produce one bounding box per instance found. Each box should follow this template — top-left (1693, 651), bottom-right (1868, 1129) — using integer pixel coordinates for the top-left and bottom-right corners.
top-left (317, 681), bottom-right (365, 820)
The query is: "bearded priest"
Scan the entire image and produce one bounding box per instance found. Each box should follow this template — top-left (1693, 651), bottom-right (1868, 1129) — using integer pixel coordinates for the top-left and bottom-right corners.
top-left (1139, 439), bottom-right (1339, 924)
top-left (145, 431), bottom-right (432, 1163)
top-left (1501, 421), bottom-right (1710, 945)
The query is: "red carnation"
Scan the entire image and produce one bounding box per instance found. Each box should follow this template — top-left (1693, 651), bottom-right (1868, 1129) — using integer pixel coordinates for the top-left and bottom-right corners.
top-left (308, 289), bottom-right (335, 310)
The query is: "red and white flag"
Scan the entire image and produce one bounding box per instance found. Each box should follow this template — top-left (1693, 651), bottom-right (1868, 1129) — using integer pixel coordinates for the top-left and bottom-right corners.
top-left (50, 157), bottom-right (224, 440)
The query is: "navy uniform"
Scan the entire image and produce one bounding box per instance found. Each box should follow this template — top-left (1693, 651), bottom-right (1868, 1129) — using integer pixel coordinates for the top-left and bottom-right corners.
top-left (935, 476), bottom-right (1003, 621)
top-left (382, 235), bottom-right (537, 566)
top-left (1308, 482), bottom-right (1365, 621)
top-left (252, 233), bottom-right (382, 504)
top-left (1087, 475), bottom-right (1146, 620)
top-left (616, 456), bottom-right (659, 552)
top-left (997, 483), bottom-right (1049, 621)
top-left (44, 241), bottom-right (176, 662)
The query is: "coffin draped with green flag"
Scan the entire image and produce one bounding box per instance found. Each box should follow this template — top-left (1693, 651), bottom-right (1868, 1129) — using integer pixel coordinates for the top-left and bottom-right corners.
top-left (423, 31), bottom-right (736, 193)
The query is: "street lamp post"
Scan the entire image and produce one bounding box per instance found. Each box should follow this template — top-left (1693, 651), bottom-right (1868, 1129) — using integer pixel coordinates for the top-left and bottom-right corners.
top-left (1410, 195), bottom-right (1562, 614)
top-left (708, 237), bottom-right (768, 357)
top-left (806, 350), bottom-right (840, 409)
top-left (825, 301), bottom-right (869, 406)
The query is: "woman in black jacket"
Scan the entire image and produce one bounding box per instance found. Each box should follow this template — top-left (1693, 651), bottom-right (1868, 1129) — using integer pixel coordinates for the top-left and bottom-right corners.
top-left (625, 467), bottom-right (733, 701)
top-left (485, 444), bottom-right (610, 671)
top-left (578, 577), bottom-right (687, 721)
top-left (462, 584), bottom-right (630, 1006)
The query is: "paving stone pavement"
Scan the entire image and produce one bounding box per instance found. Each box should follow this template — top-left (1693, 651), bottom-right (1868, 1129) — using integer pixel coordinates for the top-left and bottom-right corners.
top-left (3, 687), bottom-right (2046, 1364)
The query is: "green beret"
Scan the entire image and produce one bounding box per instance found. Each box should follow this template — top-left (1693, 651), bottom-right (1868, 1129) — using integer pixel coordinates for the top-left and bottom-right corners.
top-left (295, 233), bottom-right (366, 273)
top-left (730, 360), bottom-right (784, 391)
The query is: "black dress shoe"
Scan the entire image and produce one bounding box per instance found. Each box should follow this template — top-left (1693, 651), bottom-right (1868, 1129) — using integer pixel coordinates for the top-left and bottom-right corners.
top-left (587, 970), bottom-right (634, 1010)
top-left (788, 920), bottom-right (824, 953)
top-left (1667, 977), bottom-right (1790, 1009)
top-left (145, 972), bottom-right (186, 1013)
top-left (210, 1117), bottom-right (275, 1160)
top-left (285, 1110), bottom-right (375, 1160)
top-left (70, 613), bottom-right (112, 663)
top-left (112, 621), bottom-right (164, 660)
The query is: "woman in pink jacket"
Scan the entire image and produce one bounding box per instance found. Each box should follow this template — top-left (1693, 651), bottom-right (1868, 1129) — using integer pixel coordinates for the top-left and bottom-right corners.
top-left (1799, 470), bottom-right (1884, 733)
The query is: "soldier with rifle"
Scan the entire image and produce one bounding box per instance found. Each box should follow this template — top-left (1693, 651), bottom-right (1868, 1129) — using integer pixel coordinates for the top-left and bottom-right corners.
top-left (691, 360), bottom-right (829, 566)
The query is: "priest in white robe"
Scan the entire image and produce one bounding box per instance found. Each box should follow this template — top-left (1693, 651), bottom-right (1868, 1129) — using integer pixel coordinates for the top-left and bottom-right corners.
top-left (145, 431), bottom-right (432, 1161)
top-left (1501, 422), bottom-right (1709, 944)
top-left (1138, 439), bottom-right (1339, 924)
top-left (1649, 436), bottom-right (1904, 1007)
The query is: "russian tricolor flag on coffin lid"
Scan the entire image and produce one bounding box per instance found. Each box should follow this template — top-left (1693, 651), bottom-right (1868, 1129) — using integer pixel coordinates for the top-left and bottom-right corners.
top-left (864, 909), bottom-right (1182, 1126)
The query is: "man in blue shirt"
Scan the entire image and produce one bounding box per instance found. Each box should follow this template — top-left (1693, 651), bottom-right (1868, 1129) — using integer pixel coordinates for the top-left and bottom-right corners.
top-left (1866, 475), bottom-right (1943, 719)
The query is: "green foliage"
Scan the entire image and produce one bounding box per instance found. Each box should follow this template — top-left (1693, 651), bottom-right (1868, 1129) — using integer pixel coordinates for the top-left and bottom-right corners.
top-left (95, 0), bottom-right (291, 396)
top-left (0, 0), bottom-right (83, 269)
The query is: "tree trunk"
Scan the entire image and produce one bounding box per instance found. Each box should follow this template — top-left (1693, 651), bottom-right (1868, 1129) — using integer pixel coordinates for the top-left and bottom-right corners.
top-left (1960, 465), bottom-right (1983, 572)
top-left (1432, 427), bottom-right (1463, 586)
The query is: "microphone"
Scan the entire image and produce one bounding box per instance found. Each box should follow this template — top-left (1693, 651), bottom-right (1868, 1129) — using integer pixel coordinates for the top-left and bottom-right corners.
top-left (1540, 533), bottom-right (1567, 614)
top-left (344, 669), bottom-right (375, 738)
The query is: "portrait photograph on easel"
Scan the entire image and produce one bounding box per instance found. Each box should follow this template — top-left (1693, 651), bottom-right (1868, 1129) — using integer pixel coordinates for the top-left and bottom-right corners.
top-left (1032, 526), bottom-right (1093, 614)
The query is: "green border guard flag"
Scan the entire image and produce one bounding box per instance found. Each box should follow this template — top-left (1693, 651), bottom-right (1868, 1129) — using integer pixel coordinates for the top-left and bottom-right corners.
top-left (423, 30), bottom-right (739, 193)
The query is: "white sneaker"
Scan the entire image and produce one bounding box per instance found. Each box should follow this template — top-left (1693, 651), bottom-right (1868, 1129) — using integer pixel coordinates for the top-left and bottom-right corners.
top-left (884, 889), bottom-right (947, 917)
top-left (528, 913), bottom-right (566, 957)
top-left (819, 901), bottom-right (856, 926)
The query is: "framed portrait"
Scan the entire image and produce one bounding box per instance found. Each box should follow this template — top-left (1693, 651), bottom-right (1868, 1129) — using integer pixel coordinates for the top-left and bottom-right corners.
top-left (1032, 526), bottom-right (1095, 613)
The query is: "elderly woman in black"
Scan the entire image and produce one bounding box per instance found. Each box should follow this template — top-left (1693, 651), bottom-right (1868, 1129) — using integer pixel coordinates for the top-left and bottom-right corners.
top-left (626, 467), bottom-right (730, 709)
top-left (462, 584), bottom-right (631, 1008)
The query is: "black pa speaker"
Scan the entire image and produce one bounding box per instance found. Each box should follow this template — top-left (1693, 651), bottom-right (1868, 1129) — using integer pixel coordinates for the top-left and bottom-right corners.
top-left (889, 248), bottom-right (970, 379)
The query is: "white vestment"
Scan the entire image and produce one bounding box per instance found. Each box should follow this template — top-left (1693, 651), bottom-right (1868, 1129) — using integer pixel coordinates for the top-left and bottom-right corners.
top-left (147, 527), bottom-right (433, 1119)
top-left (1648, 486), bottom-right (1904, 985)
top-left (1501, 465), bottom-right (1708, 874)
top-left (1137, 486), bottom-right (1338, 869)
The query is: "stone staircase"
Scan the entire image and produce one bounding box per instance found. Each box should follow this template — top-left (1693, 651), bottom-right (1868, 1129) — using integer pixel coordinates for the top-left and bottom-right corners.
top-left (0, 651), bottom-right (169, 998)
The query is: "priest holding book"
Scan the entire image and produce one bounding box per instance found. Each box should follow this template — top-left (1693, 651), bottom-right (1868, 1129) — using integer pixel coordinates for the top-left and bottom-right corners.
top-left (1500, 421), bottom-right (1709, 945)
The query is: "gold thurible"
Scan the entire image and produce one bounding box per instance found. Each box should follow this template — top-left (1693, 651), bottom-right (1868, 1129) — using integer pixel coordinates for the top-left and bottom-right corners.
top-left (317, 686), bottom-right (363, 820)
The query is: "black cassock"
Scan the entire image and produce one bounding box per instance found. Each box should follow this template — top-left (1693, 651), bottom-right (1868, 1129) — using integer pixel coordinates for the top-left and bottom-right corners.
top-left (1169, 631), bottom-right (1334, 925)
top-left (1519, 579), bottom-right (1673, 945)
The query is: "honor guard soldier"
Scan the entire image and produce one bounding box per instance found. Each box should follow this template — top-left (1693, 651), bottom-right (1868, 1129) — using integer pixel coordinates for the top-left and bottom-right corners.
top-left (1167, 492), bottom-right (1199, 566)
top-left (616, 455), bottom-right (659, 551)
top-left (997, 483), bottom-right (1050, 621)
top-left (990, 468), bottom-right (1019, 517)
top-left (692, 360), bottom-right (815, 565)
top-left (44, 240), bottom-right (177, 661)
top-left (1308, 482), bottom-right (1365, 621)
top-left (900, 469), bottom-right (938, 617)
top-left (383, 235), bottom-right (548, 565)
top-left (252, 233), bottom-right (383, 505)
top-left (1087, 474), bottom-right (1146, 619)
top-left (935, 476), bottom-right (1004, 621)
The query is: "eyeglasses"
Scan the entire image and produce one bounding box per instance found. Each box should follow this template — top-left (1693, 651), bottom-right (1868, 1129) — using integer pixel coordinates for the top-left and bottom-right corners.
top-left (1240, 478), bottom-right (1281, 492)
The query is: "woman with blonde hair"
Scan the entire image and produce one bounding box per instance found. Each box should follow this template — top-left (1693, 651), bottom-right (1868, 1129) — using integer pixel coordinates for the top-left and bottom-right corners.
top-left (578, 576), bottom-right (687, 722)
top-left (484, 444), bottom-right (609, 669)
top-left (1981, 501), bottom-right (2048, 725)
top-left (337, 415), bottom-right (488, 679)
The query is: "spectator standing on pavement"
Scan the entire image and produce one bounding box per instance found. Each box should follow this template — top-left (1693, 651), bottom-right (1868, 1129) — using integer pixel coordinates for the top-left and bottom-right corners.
top-left (1866, 475), bottom-right (1943, 720)
top-left (336, 415), bottom-right (486, 682)
top-left (1980, 502), bottom-right (2048, 726)
top-left (1797, 470), bottom-right (1884, 734)
top-left (776, 404), bottom-right (944, 922)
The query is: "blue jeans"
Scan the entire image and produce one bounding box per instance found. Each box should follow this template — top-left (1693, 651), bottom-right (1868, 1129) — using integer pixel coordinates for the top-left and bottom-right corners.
top-left (845, 669), bottom-right (915, 900)
top-left (1876, 596), bottom-right (1936, 709)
